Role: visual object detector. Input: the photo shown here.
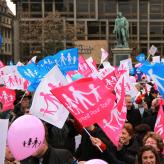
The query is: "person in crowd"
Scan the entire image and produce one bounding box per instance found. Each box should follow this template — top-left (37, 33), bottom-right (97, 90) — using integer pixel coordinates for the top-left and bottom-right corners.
top-left (21, 140), bottom-right (74, 164)
top-left (46, 115), bottom-right (81, 154)
top-left (134, 124), bottom-right (151, 148)
top-left (143, 132), bottom-right (164, 163)
top-left (137, 145), bottom-right (161, 164)
top-left (125, 95), bottom-right (142, 127)
top-left (75, 124), bottom-right (111, 162)
top-left (144, 86), bottom-right (159, 109)
top-left (21, 124), bottom-right (75, 164)
top-left (115, 123), bottom-right (140, 164)
top-left (142, 98), bottom-right (160, 131)
top-left (10, 93), bottom-right (31, 122)
top-left (0, 101), bottom-right (11, 119)
top-left (5, 145), bottom-right (20, 164)
top-left (87, 123), bottom-right (139, 164)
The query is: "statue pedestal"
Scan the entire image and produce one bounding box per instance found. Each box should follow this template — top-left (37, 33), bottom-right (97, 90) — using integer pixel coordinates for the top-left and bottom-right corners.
top-left (111, 48), bottom-right (132, 66)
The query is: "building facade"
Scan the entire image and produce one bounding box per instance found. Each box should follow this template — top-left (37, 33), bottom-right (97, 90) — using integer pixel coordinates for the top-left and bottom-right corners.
top-left (12, 0), bottom-right (164, 63)
top-left (0, 0), bottom-right (14, 63)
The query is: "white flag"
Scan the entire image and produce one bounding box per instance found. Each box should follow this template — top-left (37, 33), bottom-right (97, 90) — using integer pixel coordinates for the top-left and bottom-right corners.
top-left (149, 45), bottom-right (157, 56)
top-left (100, 48), bottom-right (109, 64)
top-left (0, 119), bottom-right (9, 164)
top-left (30, 66), bottom-right (69, 128)
top-left (152, 56), bottom-right (160, 63)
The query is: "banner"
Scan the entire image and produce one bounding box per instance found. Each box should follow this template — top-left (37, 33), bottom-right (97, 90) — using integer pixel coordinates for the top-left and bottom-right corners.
top-left (0, 87), bottom-right (16, 111)
top-left (51, 77), bottom-right (116, 127)
top-left (30, 66), bottom-right (69, 128)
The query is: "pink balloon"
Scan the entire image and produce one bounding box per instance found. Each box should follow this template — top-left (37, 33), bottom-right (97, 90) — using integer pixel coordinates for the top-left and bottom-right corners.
top-left (129, 76), bottom-right (136, 83)
top-left (85, 159), bottom-right (108, 164)
top-left (7, 115), bottom-right (45, 160)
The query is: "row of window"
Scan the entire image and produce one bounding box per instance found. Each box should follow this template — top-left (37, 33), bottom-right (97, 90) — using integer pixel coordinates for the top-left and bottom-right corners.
top-left (0, 16), bottom-right (12, 25)
top-left (0, 43), bottom-right (12, 54)
top-left (18, 0), bottom-right (164, 19)
top-left (1, 28), bottom-right (12, 39)
top-left (0, 5), bottom-right (7, 14)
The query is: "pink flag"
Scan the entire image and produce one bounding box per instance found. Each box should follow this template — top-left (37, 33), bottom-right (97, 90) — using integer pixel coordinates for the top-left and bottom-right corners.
top-left (0, 60), bottom-right (4, 68)
top-left (154, 100), bottom-right (164, 154)
top-left (51, 77), bottom-right (116, 127)
top-left (102, 69), bottom-right (126, 91)
top-left (98, 76), bottom-right (127, 147)
top-left (67, 55), bottom-right (92, 78)
top-left (100, 48), bottom-right (109, 64)
top-left (0, 87), bottom-right (16, 111)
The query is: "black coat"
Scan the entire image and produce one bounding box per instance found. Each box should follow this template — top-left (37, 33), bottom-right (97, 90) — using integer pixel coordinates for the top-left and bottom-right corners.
top-left (126, 106), bottom-right (142, 127)
top-left (21, 146), bottom-right (74, 164)
top-left (116, 138), bottom-right (140, 164)
top-left (74, 126), bottom-right (108, 161)
top-left (141, 112), bottom-right (158, 131)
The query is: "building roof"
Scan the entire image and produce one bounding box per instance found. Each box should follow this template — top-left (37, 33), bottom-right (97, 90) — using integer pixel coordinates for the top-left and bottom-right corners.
top-left (0, 0), bottom-right (15, 17)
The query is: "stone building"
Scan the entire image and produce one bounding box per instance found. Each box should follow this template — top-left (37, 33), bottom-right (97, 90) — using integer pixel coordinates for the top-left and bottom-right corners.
top-left (12, 0), bottom-right (164, 63)
top-left (0, 0), bottom-right (14, 63)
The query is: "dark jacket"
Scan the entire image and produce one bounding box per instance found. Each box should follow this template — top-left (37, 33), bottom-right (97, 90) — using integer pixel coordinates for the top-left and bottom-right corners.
top-left (116, 138), bottom-right (140, 164)
top-left (74, 126), bottom-right (108, 161)
top-left (126, 106), bottom-right (142, 127)
top-left (46, 119), bottom-right (79, 154)
top-left (21, 146), bottom-right (74, 164)
top-left (141, 112), bottom-right (158, 131)
top-left (101, 146), bottom-right (126, 164)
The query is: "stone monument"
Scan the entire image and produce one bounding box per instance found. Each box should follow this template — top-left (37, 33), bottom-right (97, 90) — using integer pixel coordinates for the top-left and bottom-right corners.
top-left (112, 12), bottom-right (132, 66)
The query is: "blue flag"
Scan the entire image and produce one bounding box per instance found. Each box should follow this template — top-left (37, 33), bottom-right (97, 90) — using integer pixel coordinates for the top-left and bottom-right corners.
top-left (27, 81), bottom-right (41, 92)
top-left (136, 53), bottom-right (146, 63)
top-left (54, 48), bottom-right (78, 73)
top-left (140, 62), bottom-right (164, 98)
top-left (37, 55), bottom-right (55, 72)
top-left (17, 63), bottom-right (40, 83)
top-left (0, 33), bottom-right (3, 48)
top-left (129, 67), bottom-right (136, 76)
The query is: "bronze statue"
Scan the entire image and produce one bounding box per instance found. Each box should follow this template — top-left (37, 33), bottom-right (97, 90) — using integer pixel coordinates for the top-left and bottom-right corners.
top-left (113, 12), bottom-right (129, 48)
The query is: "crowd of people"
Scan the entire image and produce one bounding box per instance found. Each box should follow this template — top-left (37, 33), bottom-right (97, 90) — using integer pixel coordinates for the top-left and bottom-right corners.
top-left (1, 72), bottom-right (164, 164)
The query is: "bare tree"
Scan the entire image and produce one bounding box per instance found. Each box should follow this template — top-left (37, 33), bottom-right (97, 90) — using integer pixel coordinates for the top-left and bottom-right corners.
top-left (19, 12), bottom-right (84, 59)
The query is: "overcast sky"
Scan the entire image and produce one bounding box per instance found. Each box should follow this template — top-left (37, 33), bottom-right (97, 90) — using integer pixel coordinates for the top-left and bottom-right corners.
top-left (6, 0), bottom-right (16, 15)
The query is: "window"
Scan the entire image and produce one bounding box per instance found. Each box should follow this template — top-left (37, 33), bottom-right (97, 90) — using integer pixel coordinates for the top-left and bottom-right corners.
top-left (98, 0), bottom-right (116, 19)
top-left (140, 22), bottom-right (148, 40)
top-left (77, 0), bottom-right (95, 18)
top-left (88, 21), bottom-right (106, 40)
top-left (118, 0), bottom-right (137, 19)
top-left (139, 1), bottom-right (148, 19)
